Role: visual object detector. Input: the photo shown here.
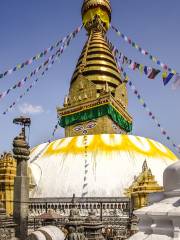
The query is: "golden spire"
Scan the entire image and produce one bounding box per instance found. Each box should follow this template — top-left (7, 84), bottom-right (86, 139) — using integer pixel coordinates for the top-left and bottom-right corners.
top-left (69, 0), bottom-right (121, 97)
top-left (57, 0), bottom-right (133, 138)
top-left (70, 30), bottom-right (122, 95)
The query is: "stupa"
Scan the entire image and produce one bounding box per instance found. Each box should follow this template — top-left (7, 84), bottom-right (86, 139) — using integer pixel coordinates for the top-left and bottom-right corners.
top-left (0, 0), bottom-right (178, 215)
top-left (28, 0), bottom-right (178, 200)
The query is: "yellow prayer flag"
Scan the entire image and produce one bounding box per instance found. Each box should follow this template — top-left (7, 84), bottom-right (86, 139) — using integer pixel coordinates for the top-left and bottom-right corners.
top-left (139, 64), bottom-right (144, 74)
top-left (162, 71), bottom-right (168, 78)
top-left (17, 64), bottom-right (21, 69)
top-left (140, 99), bottom-right (144, 104)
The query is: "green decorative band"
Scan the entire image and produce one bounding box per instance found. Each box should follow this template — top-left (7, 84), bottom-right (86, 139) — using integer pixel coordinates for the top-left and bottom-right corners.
top-left (59, 104), bottom-right (133, 132)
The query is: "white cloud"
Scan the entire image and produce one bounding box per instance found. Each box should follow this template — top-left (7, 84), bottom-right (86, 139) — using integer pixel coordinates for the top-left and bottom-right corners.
top-left (18, 103), bottom-right (44, 115)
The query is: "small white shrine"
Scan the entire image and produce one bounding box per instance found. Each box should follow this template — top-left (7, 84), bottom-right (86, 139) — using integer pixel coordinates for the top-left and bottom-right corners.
top-left (129, 160), bottom-right (180, 240)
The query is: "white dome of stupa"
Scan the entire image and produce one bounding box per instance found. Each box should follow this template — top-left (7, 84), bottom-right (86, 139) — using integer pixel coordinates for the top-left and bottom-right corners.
top-left (29, 134), bottom-right (178, 199)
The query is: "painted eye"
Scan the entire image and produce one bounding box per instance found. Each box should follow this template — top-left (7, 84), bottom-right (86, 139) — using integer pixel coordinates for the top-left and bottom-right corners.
top-left (86, 121), bottom-right (97, 129)
top-left (74, 125), bottom-right (84, 132)
top-left (112, 125), bottom-right (117, 130)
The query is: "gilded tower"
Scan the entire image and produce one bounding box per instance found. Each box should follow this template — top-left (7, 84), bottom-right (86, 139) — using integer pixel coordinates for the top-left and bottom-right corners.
top-left (125, 161), bottom-right (163, 210)
top-left (0, 152), bottom-right (16, 215)
top-left (58, 0), bottom-right (133, 137)
top-left (0, 151), bottom-right (35, 215)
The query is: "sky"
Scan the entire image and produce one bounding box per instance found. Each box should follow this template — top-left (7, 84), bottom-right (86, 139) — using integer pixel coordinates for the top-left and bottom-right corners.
top-left (0, 0), bottom-right (179, 156)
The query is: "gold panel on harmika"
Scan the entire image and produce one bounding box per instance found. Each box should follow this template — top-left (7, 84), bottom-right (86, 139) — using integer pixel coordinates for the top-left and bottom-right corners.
top-left (70, 31), bottom-right (122, 94)
top-left (82, 0), bottom-right (112, 15)
top-left (82, 0), bottom-right (112, 31)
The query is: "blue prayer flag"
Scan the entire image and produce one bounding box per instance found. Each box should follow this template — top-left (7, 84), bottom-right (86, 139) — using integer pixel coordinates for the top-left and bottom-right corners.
top-left (163, 73), bottom-right (174, 86)
top-left (144, 66), bottom-right (148, 75)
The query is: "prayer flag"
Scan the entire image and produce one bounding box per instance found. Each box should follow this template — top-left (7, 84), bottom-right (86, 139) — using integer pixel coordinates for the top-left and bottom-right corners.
top-left (129, 62), bottom-right (137, 70)
top-left (148, 69), bottom-right (161, 79)
top-left (144, 66), bottom-right (148, 75)
top-left (139, 64), bottom-right (144, 74)
top-left (163, 73), bottom-right (174, 86)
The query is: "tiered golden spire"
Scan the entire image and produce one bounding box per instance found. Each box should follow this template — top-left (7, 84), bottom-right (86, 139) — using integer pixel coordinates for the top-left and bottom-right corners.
top-left (71, 0), bottom-right (122, 97)
top-left (71, 31), bottom-right (122, 95)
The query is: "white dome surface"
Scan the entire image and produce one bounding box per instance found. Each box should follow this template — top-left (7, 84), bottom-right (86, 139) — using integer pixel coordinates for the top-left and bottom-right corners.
top-left (29, 134), bottom-right (178, 198)
top-left (164, 160), bottom-right (180, 192)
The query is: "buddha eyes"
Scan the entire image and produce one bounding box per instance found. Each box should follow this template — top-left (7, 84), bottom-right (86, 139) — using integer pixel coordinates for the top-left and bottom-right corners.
top-left (74, 121), bottom-right (97, 132)
top-left (86, 121), bottom-right (97, 129)
top-left (74, 125), bottom-right (84, 132)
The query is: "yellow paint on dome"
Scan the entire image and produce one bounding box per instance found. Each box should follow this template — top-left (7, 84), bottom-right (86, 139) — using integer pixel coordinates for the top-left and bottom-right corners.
top-left (57, 137), bottom-right (72, 149)
top-left (128, 136), bottom-right (150, 152)
top-left (150, 140), bottom-right (168, 154)
top-left (51, 139), bottom-right (62, 150)
top-left (76, 135), bottom-right (94, 148)
top-left (101, 134), bottom-right (123, 146)
top-left (40, 134), bottom-right (178, 161)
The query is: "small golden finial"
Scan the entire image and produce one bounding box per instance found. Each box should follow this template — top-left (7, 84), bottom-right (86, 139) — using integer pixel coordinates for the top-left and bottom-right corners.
top-left (64, 95), bottom-right (69, 106)
top-left (142, 160), bottom-right (148, 172)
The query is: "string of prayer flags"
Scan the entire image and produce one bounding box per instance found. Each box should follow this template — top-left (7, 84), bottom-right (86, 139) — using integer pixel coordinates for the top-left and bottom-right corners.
top-left (0, 26), bottom-right (82, 103)
top-left (116, 61), bottom-right (128, 80)
top-left (82, 135), bottom-right (89, 198)
top-left (127, 60), bottom-right (161, 80)
top-left (0, 56), bottom-right (52, 102)
top-left (111, 25), bottom-right (178, 78)
top-left (2, 78), bottom-right (39, 116)
top-left (128, 80), bottom-right (180, 155)
top-left (0, 25), bottom-right (82, 81)
top-left (2, 26), bottom-right (82, 116)
top-left (116, 60), bottom-right (180, 154)
top-left (47, 122), bottom-right (59, 143)
top-left (108, 39), bottom-right (162, 81)
top-left (52, 123), bottom-right (59, 137)
top-left (108, 39), bottom-right (155, 80)
top-left (108, 38), bottom-right (176, 85)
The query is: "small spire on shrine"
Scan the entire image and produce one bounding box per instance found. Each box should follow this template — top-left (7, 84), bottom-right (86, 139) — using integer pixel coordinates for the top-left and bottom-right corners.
top-left (142, 160), bottom-right (148, 172)
top-left (64, 95), bottom-right (69, 106)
